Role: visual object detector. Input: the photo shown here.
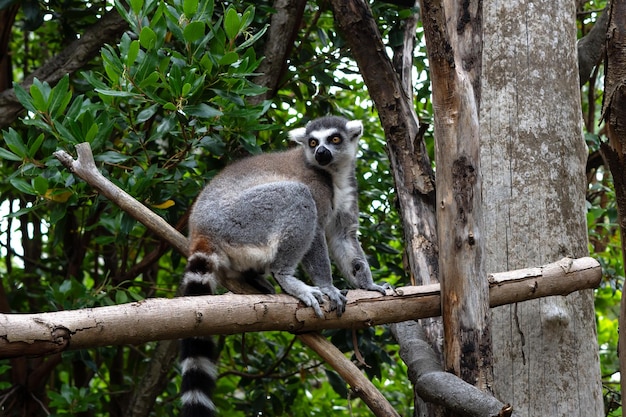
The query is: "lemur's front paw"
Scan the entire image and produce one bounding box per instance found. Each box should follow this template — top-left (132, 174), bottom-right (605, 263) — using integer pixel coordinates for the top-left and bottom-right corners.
top-left (298, 286), bottom-right (325, 318)
top-left (320, 286), bottom-right (348, 317)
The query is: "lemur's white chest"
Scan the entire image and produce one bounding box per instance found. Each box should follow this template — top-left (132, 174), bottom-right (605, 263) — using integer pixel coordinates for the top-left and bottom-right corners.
top-left (332, 170), bottom-right (356, 214)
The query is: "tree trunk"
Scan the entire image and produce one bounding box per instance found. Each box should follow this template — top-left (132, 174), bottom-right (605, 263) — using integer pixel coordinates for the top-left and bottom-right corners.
top-left (480, 0), bottom-right (604, 415)
top-left (420, 0), bottom-right (493, 394)
top-left (600, 0), bottom-right (626, 409)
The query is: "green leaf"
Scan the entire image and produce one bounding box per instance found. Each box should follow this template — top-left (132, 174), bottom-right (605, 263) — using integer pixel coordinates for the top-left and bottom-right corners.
top-left (240, 6), bottom-right (255, 30)
top-left (139, 26), bottom-right (157, 49)
top-left (138, 71), bottom-right (160, 89)
top-left (129, 0), bottom-right (143, 15)
top-left (183, 21), bottom-right (205, 43)
top-left (95, 88), bottom-right (137, 97)
top-left (224, 7), bottom-right (240, 41)
top-left (94, 151), bottom-right (131, 164)
top-left (53, 121), bottom-right (78, 144)
top-left (325, 370), bottom-right (349, 397)
top-left (200, 53), bottom-right (213, 72)
top-left (32, 176), bottom-right (49, 195)
top-left (136, 104), bottom-right (158, 123)
top-left (237, 24), bottom-right (268, 51)
top-left (85, 123), bottom-right (99, 143)
top-left (183, 0), bottom-right (198, 17)
top-left (4, 127), bottom-right (28, 158)
top-left (114, 1), bottom-right (133, 30)
top-left (28, 133), bottom-right (45, 157)
top-left (219, 51), bottom-right (238, 66)
top-left (10, 178), bottom-right (36, 195)
top-left (13, 83), bottom-right (37, 113)
top-left (184, 103), bottom-right (222, 118)
top-left (126, 40), bottom-right (140, 66)
top-left (115, 291), bottom-right (128, 304)
top-left (0, 147), bottom-right (21, 161)
top-left (182, 82), bottom-right (191, 96)
top-left (29, 81), bottom-right (48, 112)
top-left (48, 74), bottom-right (71, 118)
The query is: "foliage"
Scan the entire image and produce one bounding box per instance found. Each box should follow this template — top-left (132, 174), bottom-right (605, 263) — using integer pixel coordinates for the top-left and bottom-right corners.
top-left (0, 0), bottom-right (411, 416)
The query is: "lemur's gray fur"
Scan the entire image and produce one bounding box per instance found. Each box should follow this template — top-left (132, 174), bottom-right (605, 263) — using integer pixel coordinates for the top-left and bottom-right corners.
top-left (179, 116), bottom-right (389, 417)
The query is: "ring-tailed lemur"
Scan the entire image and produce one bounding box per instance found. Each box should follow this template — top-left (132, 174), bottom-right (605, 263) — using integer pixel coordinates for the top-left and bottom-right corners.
top-left (179, 116), bottom-right (390, 417)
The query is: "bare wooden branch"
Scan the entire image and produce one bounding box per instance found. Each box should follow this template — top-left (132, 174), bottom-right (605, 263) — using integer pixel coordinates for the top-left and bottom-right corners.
top-left (298, 333), bottom-right (401, 417)
top-left (49, 143), bottom-right (602, 417)
top-left (420, 0), bottom-right (492, 390)
top-left (0, 257), bottom-right (601, 358)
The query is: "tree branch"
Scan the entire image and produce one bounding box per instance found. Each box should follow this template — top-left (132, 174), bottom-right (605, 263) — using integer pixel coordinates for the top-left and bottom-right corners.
top-left (391, 321), bottom-right (518, 417)
top-left (578, 6), bottom-right (610, 86)
top-left (47, 143), bottom-right (601, 417)
top-left (0, 256), bottom-right (601, 358)
top-left (600, 0), bottom-right (626, 409)
top-left (298, 333), bottom-right (401, 417)
top-left (250, 0), bottom-right (306, 104)
top-left (0, 10), bottom-right (128, 129)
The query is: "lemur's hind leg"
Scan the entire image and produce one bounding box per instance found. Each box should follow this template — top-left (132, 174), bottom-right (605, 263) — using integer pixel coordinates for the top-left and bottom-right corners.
top-left (257, 182), bottom-right (330, 317)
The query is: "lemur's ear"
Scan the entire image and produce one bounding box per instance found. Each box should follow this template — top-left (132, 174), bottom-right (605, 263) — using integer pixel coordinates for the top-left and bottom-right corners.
top-left (289, 127), bottom-right (307, 145)
top-left (346, 120), bottom-right (363, 141)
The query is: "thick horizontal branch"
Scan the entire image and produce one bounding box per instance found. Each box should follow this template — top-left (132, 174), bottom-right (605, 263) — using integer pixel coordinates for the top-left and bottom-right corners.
top-left (0, 257), bottom-right (600, 358)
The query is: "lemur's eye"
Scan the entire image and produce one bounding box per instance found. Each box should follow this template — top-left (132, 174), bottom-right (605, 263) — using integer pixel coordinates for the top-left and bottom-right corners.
top-left (308, 138), bottom-right (318, 148)
top-left (330, 135), bottom-right (342, 144)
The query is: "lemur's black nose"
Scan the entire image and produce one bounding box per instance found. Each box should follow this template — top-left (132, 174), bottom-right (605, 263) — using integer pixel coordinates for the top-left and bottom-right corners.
top-left (315, 146), bottom-right (332, 166)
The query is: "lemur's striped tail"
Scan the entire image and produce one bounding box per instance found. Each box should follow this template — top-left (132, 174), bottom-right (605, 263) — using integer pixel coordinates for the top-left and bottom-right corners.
top-left (180, 253), bottom-right (219, 417)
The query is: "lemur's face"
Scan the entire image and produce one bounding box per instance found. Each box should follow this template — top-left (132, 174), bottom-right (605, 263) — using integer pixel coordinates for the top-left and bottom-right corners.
top-left (289, 117), bottom-right (363, 170)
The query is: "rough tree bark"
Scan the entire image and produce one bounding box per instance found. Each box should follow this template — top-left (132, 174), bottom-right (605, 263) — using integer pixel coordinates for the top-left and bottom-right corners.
top-left (600, 0), bottom-right (626, 409)
top-left (329, 0), bottom-right (438, 290)
top-left (391, 321), bottom-right (517, 417)
top-left (481, 0), bottom-right (604, 415)
top-left (250, 0), bottom-right (306, 104)
top-left (419, 0), bottom-right (492, 393)
top-left (0, 4), bottom-right (19, 91)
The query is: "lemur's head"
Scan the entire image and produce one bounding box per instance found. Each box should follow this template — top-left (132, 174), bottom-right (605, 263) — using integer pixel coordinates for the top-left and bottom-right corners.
top-left (289, 116), bottom-right (363, 171)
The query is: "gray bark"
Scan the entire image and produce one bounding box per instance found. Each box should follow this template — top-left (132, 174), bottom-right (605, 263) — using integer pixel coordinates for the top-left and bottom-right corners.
top-left (481, 0), bottom-right (604, 415)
